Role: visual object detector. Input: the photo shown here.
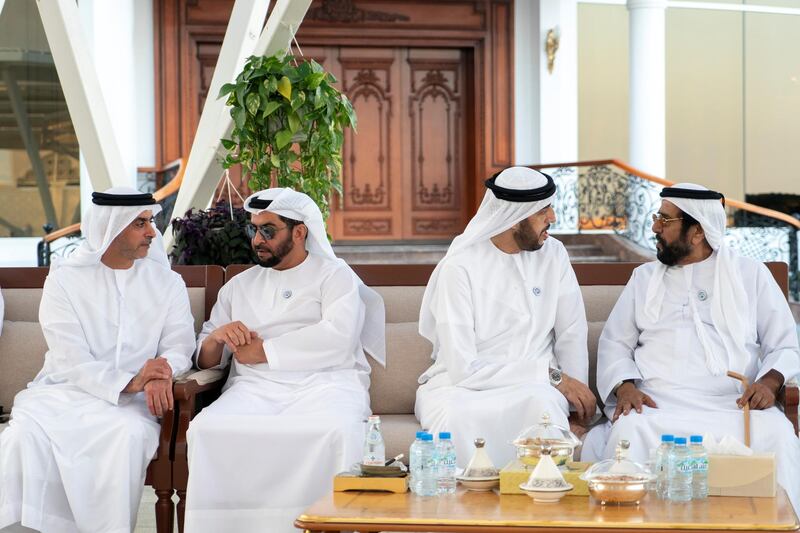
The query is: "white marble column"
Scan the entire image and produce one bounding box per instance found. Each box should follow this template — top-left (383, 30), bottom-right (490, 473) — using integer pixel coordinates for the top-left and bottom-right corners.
top-left (627, 0), bottom-right (666, 177)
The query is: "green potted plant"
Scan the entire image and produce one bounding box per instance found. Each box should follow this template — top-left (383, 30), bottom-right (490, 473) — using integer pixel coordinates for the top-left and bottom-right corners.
top-left (218, 53), bottom-right (356, 221)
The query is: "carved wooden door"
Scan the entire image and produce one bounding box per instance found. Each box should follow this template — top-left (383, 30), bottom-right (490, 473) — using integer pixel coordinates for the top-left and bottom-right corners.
top-left (306, 46), bottom-right (471, 241)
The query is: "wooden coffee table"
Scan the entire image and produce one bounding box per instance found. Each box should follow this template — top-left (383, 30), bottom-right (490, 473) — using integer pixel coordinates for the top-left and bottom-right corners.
top-left (295, 488), bottom-right (799, 532)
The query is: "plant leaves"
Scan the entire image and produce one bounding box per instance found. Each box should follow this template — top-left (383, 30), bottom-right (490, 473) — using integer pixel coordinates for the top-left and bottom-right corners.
top-left (277, 76), bottom-right (292, 100)
top-left (246, 93), bottom-right (261, 116)
top-left (232, 108), bottom-right (246, 130)
top-left (288, 112), bottom-right (301, 133)
top-left (275, 129), bottom-right (293, 149)
top-left (261, 100), bottom-right (281, 118)
top-left (218, 83), bottom-right (236, 99)
top-left (220, 138), bottom-right (236, 150)
top-left (306, 72), bottom-right (326, 90)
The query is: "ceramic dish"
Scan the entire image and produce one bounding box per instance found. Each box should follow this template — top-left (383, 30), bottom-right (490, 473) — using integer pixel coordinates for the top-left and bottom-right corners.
top-left (519, 481), bottom-right (573, 503)
top-left (456, 475), bottom-right (500, 491)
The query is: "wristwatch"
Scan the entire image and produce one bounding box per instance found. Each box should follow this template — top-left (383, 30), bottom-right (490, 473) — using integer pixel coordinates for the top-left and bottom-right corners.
top-left (549, 367), bottom-right (563, 387)
top-left (612, 379), bottom-right (635, 396)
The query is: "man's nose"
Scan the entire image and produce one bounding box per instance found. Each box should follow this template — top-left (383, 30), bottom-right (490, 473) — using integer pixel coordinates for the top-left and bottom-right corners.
top-left (144, 221), bottom-right (157, 238)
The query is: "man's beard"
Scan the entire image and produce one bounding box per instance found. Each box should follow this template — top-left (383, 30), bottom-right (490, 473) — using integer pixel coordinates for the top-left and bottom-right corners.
top-left (514, 219), bottom-right (548, 252)
top-left (656, 235), bottom-right (692, 266)
top-left (254, 235), bottom-right (294, 268)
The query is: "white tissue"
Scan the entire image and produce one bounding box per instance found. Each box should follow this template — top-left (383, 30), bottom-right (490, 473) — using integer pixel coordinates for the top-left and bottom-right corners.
top-left (702, 433), bottom-right (753, 456)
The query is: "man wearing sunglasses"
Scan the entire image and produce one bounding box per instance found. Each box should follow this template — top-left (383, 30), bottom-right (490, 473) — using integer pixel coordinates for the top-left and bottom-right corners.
top-left (583, 183), bottom-right (800, 512)
top-left (184, 188), bottom-right (385, 533)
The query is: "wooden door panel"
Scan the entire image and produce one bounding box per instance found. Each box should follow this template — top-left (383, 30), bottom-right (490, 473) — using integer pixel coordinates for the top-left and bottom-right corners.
top-left (405, 50), bottom-right (468, 239)
top-left (329, 48), bottom-right (403, 240)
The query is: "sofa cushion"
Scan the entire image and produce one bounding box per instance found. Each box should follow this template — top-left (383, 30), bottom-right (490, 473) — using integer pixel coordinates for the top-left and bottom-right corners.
top-left (0, 321), bottom-right (47, 410)
top-left (380, 413), bottom-right (422, 463)
top-left (587, 321), bottom-right (605, 408)
top-left (581, 286), bottom-right (625, 323)
top-left (369, 322), bottom-right (432, 415)
top-left (373, 287), bottom-right (425, 323)
top-left (0, 289), bottom-right (43, 322)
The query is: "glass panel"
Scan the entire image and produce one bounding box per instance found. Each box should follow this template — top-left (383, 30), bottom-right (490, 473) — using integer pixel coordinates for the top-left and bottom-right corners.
top-left (743, 11), bottom-right (800, 195)
top-left (0, 0), bottom-right (79, 238)
top-left (578, 4), bottom-right (629, 162)
top-left (666, 8), bottom-right (744, 199)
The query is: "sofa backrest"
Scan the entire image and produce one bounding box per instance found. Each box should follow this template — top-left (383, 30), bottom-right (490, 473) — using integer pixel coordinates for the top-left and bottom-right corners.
top-left (353, 262), bottom-right (789, 415)
top-left (0, 266), bottom-right (224, 411)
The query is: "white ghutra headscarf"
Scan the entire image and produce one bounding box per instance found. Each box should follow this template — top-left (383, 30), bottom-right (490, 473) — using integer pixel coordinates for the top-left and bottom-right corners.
top-left (243, 188), bottom-right (386, 367)
top-left (52, 187), bottom-right (169, 271)
top-left (645, 182), bottom-right (749, 375)
top-left (418, 166), bottom-right (557, 350)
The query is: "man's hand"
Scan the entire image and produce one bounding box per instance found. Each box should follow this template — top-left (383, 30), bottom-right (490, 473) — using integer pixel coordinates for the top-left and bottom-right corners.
top-left (612, 382), bottom-right (657, 422)
top-left (556, 374), bottom-right (596, 423)
top-left (144, 378), bottom-right (173, 417)
top-left (208, 321), bottom-right (254, 353)
top-left (233, 333), bottom-right (267, 365)
top-left (124, 358), bottom-right (172, 393)
top-left (737, 371), bottom-right (783, 410)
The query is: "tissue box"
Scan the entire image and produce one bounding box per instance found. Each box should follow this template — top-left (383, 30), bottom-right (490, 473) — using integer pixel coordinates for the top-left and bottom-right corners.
top-left (707, 453), bottom-right (775, 498)
top-left (500, 459), bottom-right (591, 496)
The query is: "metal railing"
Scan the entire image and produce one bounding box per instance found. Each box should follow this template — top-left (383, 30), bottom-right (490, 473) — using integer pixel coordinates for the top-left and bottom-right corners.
top-left (531, 159), bottom-right (800, 299)
top-left (38, 159), bottom-right (185, 266)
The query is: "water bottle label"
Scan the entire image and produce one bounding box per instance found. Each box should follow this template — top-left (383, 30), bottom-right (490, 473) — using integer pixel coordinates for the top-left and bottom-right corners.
top-left (677, 460), bottom-right (693, 473)
top-left (694, 458), bottom-right (708, 472)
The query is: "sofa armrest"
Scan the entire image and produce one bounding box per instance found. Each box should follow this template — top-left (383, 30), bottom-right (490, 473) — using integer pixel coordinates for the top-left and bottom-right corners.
top-left (777, 378), bottom-right (798, 436)
top-left (171, 367), bottom-right (227, 527)
top-left (174, 368), bottom-right (226, 401)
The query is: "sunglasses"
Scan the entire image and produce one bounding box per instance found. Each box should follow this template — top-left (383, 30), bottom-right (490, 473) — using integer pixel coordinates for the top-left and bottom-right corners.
top-left (244, 223), bottom-right (288, 241)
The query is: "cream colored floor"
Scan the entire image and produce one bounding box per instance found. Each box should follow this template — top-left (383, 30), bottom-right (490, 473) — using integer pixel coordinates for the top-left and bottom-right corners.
top-left (134, 489), bottom-right (176, 533)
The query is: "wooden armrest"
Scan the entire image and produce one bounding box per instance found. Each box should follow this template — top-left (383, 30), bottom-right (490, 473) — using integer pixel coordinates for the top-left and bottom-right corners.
top-left (777, 379), bottom-right (798, 436)
top-left (173, 368), bottom-right (226, 401)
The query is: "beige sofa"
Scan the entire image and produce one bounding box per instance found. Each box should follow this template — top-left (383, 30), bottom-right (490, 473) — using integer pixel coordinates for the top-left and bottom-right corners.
top-left (1, 262), bottom-right (796, 533)
top-left (0, 265), bottom-right (224, 533)
top-left (173, 262), bottom-right (798, 528)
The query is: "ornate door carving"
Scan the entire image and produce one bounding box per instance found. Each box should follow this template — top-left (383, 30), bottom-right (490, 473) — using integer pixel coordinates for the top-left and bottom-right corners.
top-left (311, 47), bottom-right (469, 241)
top-left (153, 0), bottom-right (515, 240)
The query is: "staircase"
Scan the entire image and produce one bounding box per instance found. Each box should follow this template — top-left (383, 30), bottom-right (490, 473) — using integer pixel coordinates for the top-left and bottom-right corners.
top-left (332, 234), bottom-right (647, 265)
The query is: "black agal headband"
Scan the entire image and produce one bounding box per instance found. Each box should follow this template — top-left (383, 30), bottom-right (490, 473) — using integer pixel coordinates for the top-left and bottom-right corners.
top-left (247, 197), bottom-right (273, 210)
top-left (661, 187), bottom-right (725, 206)
top-left (485, 171), bottom-right (556, 202)
top-left (91, 192), bottom-right (156, 206)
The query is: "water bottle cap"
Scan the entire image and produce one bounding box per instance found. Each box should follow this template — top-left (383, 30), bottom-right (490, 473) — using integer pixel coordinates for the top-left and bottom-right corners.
top-left (675, 437), bottom-right (687, 445)
top-left (690, 435), bottom-right (703, 443)
top-left (415, 431), bottom-right (426, 439)
top-left (368, 415), bottom-right (380, 422)
top-left (661, 434), bottom-right (675, 442)
top-left (422, 433), bottom-right (433, 441)
top-left (439, 432), bottom-right (451, 439)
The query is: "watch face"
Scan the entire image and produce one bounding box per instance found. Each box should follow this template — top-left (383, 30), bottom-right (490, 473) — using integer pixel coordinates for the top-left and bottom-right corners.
top-left (549, 368), bottom-right (562, 384)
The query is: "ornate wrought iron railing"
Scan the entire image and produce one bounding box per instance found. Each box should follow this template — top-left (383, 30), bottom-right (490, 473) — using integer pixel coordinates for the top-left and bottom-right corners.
top-left (532, 159), bottom-right (800, 299)
top-left (38, 159), bottom-right (185, 266)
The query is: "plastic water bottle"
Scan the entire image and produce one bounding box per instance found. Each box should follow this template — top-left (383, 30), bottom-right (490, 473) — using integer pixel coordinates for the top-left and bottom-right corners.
top-left (690, 435), bottom-right (708, 500)
top-left (668, 437), bottom-right (692, 502)
top-left (418, 433), bottom-right (438, 496)
top-left (655, 434), bottom-right (675, 499)
top-left (436, 432), bottom-right (457, 495)
top-left (363, 415), bottom-right (385, 466)
top-left (409, 431), bottom-right (426, 494)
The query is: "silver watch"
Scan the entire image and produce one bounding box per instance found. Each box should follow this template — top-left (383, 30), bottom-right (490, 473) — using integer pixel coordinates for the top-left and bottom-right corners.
top-left (549, 367), bottom-right (562, 387)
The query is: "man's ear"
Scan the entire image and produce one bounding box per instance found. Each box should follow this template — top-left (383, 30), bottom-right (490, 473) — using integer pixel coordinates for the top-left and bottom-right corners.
top-left (690, 224), bottom-right (706, 246)
top-left (295, 224), bottom-right (308, 241)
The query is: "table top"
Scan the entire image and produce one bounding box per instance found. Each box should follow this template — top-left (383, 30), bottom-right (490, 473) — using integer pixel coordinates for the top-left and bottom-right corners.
top-left (295, 488), bottom-right (799, 532)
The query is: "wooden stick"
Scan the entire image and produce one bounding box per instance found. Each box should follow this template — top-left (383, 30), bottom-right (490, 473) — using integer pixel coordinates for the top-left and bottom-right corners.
top-left (727, 371), bottom-right (751, 447)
